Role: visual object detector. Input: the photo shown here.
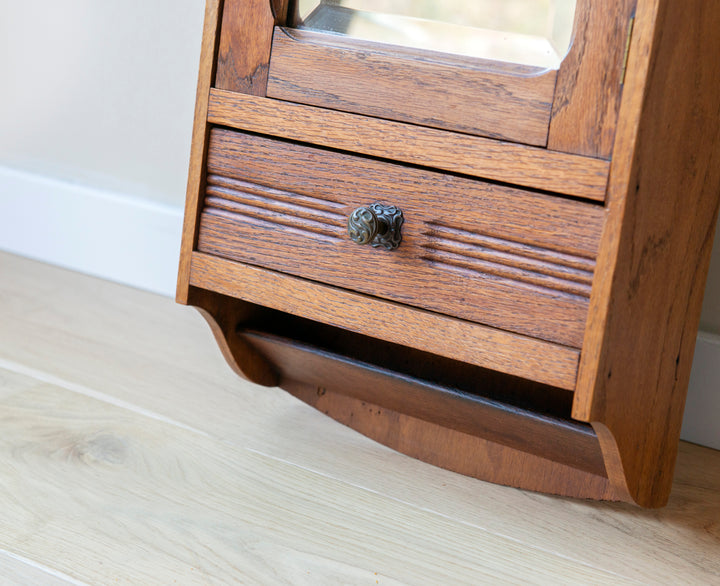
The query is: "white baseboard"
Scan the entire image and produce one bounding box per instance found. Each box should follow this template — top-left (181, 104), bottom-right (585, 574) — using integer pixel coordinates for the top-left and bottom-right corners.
top-left (0, 165), bottom-right (183, 297)
top-left (0, 165), bottom-right (718, 450)
top-left (682, 332), bottom-right (720, 450)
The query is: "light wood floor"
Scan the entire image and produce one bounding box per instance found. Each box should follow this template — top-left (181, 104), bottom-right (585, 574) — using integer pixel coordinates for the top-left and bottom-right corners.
top-left (1, 251), bottom-right (719, 585)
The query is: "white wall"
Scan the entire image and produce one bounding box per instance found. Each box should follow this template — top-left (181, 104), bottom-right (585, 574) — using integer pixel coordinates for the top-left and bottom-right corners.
top-left (0, 0), bottom-right (203, 295)
top-left (0, 0), bottom-right (204, 206)
top-left (0, 0), bottom-right (718, 448)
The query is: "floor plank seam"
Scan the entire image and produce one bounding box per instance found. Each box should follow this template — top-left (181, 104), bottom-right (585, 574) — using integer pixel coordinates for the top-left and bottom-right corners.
top-left (0, 357), bottom-right (212, 439)
top-left (243, 447), bottom-right (641, 584)
top-left (0, 548), bottom-right (90, 586)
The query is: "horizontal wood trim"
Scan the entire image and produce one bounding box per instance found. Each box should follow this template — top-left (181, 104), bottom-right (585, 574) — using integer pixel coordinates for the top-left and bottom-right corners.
top-left (276, 24), bottom-right (550, 76)
top-left (266, 27), bottom-right (556, 146)
top-left (189, 252), bottom-right (581, 390)
top-left (207, 89), bottom-right (610, 201)
top-left (286, 382), bottom-right (623, 501)
top-left (198, 129), bottom-right (603, 347)
top-left (243, 329), bottom-right (607, 477)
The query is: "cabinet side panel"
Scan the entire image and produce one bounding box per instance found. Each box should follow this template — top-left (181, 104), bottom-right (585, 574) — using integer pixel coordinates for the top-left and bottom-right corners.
top-left (177, 0), bottom-right (223, 303)
top-left (575, 0), bottom-right (720, 507)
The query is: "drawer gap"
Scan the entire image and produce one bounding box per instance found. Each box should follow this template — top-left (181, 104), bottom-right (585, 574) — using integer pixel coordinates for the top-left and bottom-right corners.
top-left (245, 310), bottom-right (575, 417)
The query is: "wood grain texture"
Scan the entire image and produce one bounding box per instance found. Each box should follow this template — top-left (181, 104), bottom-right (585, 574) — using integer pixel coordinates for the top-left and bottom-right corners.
top-left (286, 384), bottom-right (621, 502)
top-left (548, 0), bottom-right (637, 157)
top-left (214, 0), bottom-right (275, 94)
top-left (2, 252), bottom-right (720, 584)
top-left (187, 288), bottom-right (279, 387)
top-left (420, 222), bottom-right (594, 298)
top-left (269, 0), bottom-right (289, 23)
top-left (575, 0), bottom-right (720, 507)
top-left (197, 129), bottom-right (604, 347)
top-left (241, 329), bottom-right (608, 478)
top-left (206, 89), bottom-right (611, 201)
top-left (266, 28), bottom-right (557, 146)
top-left (189, 252), bottom-right (581, 390)
top-left (176, 0), bottom-right (221, 304)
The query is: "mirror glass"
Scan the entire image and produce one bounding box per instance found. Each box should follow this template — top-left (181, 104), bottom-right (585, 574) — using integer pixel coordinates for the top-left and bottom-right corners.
top-left (290, 0), bottom-right (577, 68)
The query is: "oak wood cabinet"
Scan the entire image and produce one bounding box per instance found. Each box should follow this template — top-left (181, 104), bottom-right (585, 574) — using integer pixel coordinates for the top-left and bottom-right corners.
top-left (177, 0), bottom-right (720, 507)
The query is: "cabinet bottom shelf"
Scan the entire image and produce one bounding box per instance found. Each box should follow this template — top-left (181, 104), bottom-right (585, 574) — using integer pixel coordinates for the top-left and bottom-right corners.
top-left (285, 381), bottom-right (625, 502)
top-left (241, 328), bottom-right (627, 502)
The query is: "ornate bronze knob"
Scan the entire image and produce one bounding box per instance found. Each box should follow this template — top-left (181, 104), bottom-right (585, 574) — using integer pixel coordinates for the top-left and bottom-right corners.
top-left (347, 203), bottom-right (403, 250)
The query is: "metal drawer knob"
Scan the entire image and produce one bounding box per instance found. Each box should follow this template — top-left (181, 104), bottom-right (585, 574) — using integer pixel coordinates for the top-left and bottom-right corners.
top-left (347, 203), bottom-right (403, 250)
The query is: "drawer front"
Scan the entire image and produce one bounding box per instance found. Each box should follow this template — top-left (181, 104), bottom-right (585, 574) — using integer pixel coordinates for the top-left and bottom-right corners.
top-left (197, 129), bottom-right (604, 347)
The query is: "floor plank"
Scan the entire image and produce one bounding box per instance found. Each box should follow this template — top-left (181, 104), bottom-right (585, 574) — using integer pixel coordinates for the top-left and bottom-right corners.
top-left (1, 251), bottom-right (719, 583)
top-left (0, 374), bottom-right (629, 585)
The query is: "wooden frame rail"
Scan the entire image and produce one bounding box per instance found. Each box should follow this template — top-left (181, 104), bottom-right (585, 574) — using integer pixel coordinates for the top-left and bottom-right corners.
top-left (189, 252), bottom-right (581, 390)
top-left (207, 89), bottom-right (610, 201)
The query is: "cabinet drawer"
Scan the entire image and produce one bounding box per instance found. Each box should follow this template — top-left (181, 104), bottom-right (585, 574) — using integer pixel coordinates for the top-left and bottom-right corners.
top-left (197, 129), bottom-right (604, 347)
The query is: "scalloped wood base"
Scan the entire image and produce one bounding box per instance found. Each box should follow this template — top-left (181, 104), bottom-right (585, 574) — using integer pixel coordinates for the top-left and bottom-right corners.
top-left (284, 383), bottom-right (626, 502)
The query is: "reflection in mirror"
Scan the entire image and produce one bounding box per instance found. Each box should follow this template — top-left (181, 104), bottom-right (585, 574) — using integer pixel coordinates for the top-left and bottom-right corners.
top-left (290, 0), bottom-right (577, 68)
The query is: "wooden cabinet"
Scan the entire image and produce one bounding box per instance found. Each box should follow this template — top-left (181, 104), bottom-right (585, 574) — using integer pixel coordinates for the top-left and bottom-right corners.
top-left (177, 0), bottom-right (720, 507)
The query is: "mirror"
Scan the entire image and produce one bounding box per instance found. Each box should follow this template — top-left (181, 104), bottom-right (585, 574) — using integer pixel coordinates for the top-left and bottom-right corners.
top-left (290, 0), bottom-right (577, 68)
